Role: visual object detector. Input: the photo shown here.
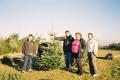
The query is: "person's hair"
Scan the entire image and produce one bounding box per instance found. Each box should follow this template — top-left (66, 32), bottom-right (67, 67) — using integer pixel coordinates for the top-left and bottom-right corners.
top-left (65, 30), bottom-right (70, 33)
top-left (88, 33), bottom-right (94, 37)
top-left (75, 32), bottom-right (82, 37)
top-left (29, 34), bottom-right (33, 37)
top-left (27, 34), bottom-right (34, 42)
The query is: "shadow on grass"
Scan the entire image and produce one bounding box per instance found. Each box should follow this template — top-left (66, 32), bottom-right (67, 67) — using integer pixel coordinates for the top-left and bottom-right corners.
top-left (0, 57), bottom-right (24, 71)
top-left (0, 56), bottom-right (90, 74)
top-left (0, 57), bottom-right (50, 72)
top-left (60, 67), bottom-right (89, 75)
top-left (96, 57), bottom-right (106, 60)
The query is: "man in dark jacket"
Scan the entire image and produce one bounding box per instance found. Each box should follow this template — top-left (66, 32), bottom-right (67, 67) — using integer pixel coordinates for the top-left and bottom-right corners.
top-left (63, 31), bottom-right (74, 71)
top-left (22, 34), bottom-right (36, 73)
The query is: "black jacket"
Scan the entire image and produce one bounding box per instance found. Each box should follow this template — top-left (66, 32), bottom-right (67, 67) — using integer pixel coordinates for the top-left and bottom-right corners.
top-left (80, 38), bottom-right (86, 50)
top-left (63, 35), bottom-right (74, 52)
top-left (79, 38), bottom-right (86, 58)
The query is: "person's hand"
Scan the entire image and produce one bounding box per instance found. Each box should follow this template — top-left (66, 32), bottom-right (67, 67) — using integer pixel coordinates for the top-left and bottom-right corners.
top-left (94, 53), bottom-right (97, 56)
top-left (32, 54), bottom-right (37, 57)
top-left (81, 49), bottom-right (84, 52)
top-left (30, 53), bottom-right (33, 56)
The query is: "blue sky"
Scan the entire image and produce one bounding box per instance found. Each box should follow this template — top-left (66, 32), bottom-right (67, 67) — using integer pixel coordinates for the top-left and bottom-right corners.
top-left (0, 0), bottom-right (120, 45)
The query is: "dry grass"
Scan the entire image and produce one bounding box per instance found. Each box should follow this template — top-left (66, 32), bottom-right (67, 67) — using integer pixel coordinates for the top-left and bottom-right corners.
top-left (0, 50), bottom-right (120, 80)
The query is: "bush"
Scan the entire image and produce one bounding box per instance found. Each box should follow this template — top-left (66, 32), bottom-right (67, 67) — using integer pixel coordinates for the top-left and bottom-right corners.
top-left (0, 34), bottom-right (21, 54)
top-left (0, 33), bottom-right (43, 54)
top-left (0, 39), bottom-right (10, 54)
top-left (32, 40), bottom-right (63, 70)
top-left (6, 33), bottom-right (20, 53)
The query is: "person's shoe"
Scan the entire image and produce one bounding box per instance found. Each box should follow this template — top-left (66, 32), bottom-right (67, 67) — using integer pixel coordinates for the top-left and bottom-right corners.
top-left (64, 67), bottom-right (72, 72)
top-left (68, 68), bottom-right (72, 72)
top-left (64, 68), bottom-right (68, 71)
top-left (92, 74), bottom-right (98, 77)
top-left (27, 69), bottom-right (33, 72)
top-left (88, 74), bottom-right (92, 76)
top-left (76, 71), bottom-right (83, 75)
top-left (78, 73), bottom-right (83, 76)
top-left (21, 70), bottom-right (26, 73)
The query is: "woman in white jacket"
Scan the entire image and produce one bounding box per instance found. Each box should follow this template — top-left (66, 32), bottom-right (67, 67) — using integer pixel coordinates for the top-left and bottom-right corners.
top-left (86, 33), bottom-right (98, 77)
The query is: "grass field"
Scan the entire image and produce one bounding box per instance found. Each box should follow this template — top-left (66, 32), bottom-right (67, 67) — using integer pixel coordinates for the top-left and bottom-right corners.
top-left (0, 50), bottom-right (120, 80)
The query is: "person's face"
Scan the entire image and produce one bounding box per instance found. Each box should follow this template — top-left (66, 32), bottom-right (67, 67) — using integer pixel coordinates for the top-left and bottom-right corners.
top-left (88, 34), bottom-right (93, 40)
top-left (29, 36), bottom-right (33, 41)
top-left (65, 32), bottom-right (70, 37)
top-left (76, 34), bottom-right (81, 40)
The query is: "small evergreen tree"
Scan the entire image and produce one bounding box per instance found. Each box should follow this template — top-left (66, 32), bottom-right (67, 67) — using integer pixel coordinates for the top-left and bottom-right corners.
top-left (6, 33), bottom-right (19, 53)
top-left (33, 32), bottom-right (63, 70)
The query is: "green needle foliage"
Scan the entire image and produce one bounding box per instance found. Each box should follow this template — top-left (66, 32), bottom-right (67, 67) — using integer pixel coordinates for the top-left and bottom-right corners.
top-left (33, 40), bottom-right (63, 70)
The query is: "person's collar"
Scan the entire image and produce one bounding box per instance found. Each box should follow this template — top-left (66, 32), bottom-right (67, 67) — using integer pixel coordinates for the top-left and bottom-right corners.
top-left (66, 35), bottom-right (71, 38)
top-left (88, 38), bottom-right (94, 41)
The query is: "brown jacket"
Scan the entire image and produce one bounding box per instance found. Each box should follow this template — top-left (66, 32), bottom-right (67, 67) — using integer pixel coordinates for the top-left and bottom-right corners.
top-left (22, 40), bottom-right (36, 55)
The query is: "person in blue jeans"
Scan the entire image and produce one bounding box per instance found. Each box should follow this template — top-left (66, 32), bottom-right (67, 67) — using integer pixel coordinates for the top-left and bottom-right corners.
top-left (63, 31), bottom-right (74, 71)
top-left (22, 34), bottom-right (36, 73)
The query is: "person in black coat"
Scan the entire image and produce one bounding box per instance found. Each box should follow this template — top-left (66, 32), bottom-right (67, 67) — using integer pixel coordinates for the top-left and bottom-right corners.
top-left (63, 31), bottom-right (74, 71)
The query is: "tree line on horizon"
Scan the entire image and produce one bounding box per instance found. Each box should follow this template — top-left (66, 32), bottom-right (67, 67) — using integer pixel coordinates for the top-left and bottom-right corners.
top-left (100, 43), bottom-right (120, 50)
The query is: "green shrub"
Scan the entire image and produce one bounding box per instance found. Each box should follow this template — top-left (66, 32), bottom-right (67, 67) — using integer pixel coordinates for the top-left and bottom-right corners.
top-left (0, 34), bottom-right (21, 54)
top-left (0, 33), bottom-right (27, 54)
top-left (0, 33), bottom-right (43, 54)
top-left (6, 33), bottom-right (20, 53)
top-left (0, 39), bottom-right (10, 54)
top-left (0, 46), bottom-right (10, 54)
top-left (32, 40), bottom-right (63, 70)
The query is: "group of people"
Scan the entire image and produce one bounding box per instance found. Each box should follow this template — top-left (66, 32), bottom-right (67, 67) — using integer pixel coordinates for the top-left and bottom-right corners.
top-left (21, 31), bottom-right (98, 77)
top-left (62, 31), bottom-right (98, 77)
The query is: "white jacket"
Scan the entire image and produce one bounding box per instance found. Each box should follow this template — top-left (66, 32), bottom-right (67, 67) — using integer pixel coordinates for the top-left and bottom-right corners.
top-left (86, 39), bottom-right (98, 55)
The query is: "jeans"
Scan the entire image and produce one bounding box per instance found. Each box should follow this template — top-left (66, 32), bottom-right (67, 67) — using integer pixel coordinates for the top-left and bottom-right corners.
top-left (88, 52), bottom-right (97, 75)
top-left (64, 52), bottom-right (73, 69)
top-left (22, 55), bottom-right (33, 71)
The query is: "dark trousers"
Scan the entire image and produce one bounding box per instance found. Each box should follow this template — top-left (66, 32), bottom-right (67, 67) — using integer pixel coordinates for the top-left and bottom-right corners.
top-left (72, 53), bottom-right (83, 74)
top-left (64, 52), bottom-right (73, 69)
top-left (22, 55), bottom-right (33, 71)
top-left (88, 52), bottom-right (97, 75)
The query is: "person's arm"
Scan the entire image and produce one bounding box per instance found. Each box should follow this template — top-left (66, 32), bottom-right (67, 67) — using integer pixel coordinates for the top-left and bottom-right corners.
top-left (72, 37), bottom-right (74, 42)
top-left (93, 40), bottom-right (98, 56)
top-left (33, 43), bottom-right (37, 55)
top-left (54, 37), bottom-right (64, 41)
top-left (82, 39), bottom-right (86, 50)
top-left (80, 39), bottom-right (86, 57)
